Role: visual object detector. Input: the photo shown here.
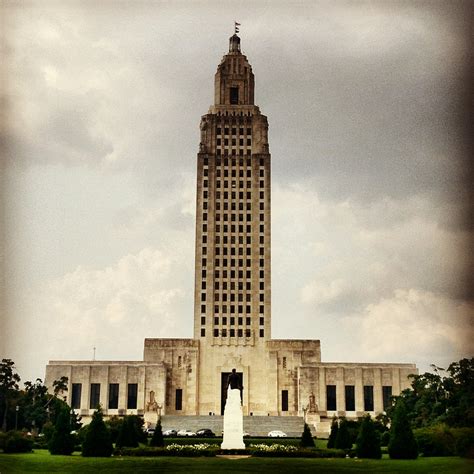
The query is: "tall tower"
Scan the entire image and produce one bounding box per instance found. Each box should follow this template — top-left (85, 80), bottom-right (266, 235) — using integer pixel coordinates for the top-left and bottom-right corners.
top-left (194, 32), bottom-right (271, 347)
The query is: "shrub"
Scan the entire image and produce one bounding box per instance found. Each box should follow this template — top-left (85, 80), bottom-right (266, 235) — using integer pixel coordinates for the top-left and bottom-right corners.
top-left (3, 431), bottom-right (33, 453)
top-left (82, 406), bottom-right (113, 457)
top-left (381, 430), bottom-right (390, 446)
top-left (388, 399), bottom-right (418, 459)
top-left (105, 416), bottom-right (123, 444)
top-left (356, 415), bottom-right (381, 459)
top-left (300, 422), bottom-right (315, 448)
top-left (327, 417), bottom-right (338, 449)
top-left (42, 421), bottom-right (55, 442)
top-left (454, 428), bottom-right (474, 458)
top-left (413, 425), bottom-right (474, 458)
top-left (150, 418), bottom-right (164, 447)
top-left (116, 416), bottom-right (139, 448)
top-left (335, 418), bottom-right (352, 450)
top-left (49, 405), bottom-right (75, 455)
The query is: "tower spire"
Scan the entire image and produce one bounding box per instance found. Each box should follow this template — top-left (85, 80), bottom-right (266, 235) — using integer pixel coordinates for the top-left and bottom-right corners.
top-left (234, 21), bottom-right (241, 35)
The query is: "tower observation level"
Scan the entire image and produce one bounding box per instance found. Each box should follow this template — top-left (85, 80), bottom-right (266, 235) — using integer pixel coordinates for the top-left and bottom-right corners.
top-left (194, 33), bottom-right (271, 346)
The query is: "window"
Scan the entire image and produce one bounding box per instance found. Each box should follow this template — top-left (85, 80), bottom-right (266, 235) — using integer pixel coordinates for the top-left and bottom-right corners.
top-left (222, 328), bottom-right (227, 337)
top-left (178, 356), bottom-right (182, 368)
top-left (238, 329), bottom-right (243, 337)
top-left (245, 329), bottom-right (251, 337)
top-left (382, 386), bottom-right (393, 411)
top-left (230, 87), bottom-right (239, 104)
top-left (259, 305), bottom-right (264, 314)
top-left (326, 385), bottom-right (337, 411)
top-left (127, 383), bottom-right (138, 409)
top-left (90, 383), bottom-right (100, 409)
top-left (175, 389), bottom-right (183, 411)
top-left (259, 329), bottom-right (264, 337)
top-left (203, 180), bottom-right (208, 188)
top-left (201, 304), bottom-right (206, 313)
top-left (108, 383), bottom-right (119, 409)
top-left (214, 329), bottom-right (219, 337)
top-left (201, 316), bottom-right (206, 325)
top-left (282, 390), bottom-right (289, 411)
top-left (71, 383), bottom-right (82, 409)
top-left (230, 328), bottom-right (235, 337)
top-left (201, 328), bottom-right (205, 337)
top-left (282, 356), bottom-right (287, 368)
top-left (259, 317), bottom-right (264, 326)
top-left (364, 385), bottom-right (374, 411)
top-left (345, 385), bottom-right (355, 411)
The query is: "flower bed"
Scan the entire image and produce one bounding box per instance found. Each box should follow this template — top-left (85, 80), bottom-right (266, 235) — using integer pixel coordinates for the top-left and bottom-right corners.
top-left (248, 443), bottom-right (345, 458)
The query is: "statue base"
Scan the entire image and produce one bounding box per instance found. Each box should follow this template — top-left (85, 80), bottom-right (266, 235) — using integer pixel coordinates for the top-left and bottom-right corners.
top-left (221, 388), bottom-right (245, 450)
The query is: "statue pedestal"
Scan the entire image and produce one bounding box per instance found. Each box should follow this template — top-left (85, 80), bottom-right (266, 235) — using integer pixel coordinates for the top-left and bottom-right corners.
top-left (221, 388), bottom-right (245, 450)
top-left (144, 410), bottom-right (158, 428)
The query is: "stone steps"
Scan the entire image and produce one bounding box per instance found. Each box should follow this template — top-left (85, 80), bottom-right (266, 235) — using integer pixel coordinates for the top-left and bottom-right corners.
top-left (159, 415), bottom-right (316, 437)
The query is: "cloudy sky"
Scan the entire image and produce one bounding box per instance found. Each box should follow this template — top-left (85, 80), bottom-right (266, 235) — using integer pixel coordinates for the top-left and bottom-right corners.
top-left (1, 0), bottom-right (472, 383)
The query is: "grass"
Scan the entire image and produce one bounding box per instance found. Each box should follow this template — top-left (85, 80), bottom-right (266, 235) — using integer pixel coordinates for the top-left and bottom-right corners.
top-left (0, 450), bottom-right (472, 473)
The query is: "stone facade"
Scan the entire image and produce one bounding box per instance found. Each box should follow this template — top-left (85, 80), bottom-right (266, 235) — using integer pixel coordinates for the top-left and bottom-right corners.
top-left (45, 33), bottom-right (417, 434)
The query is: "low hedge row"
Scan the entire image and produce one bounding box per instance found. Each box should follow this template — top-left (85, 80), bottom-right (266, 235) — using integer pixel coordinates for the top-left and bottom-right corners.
top-left (114, 443), bottom-right (345, 458)
top-left (414, 426), bottom-right (474, 458)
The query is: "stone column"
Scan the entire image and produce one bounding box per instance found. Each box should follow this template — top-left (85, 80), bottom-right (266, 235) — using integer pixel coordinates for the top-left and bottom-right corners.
top-left (100, 366), bottom-right (109, 411)
top-left (119, 365), bottom-right (128, 411)
top-left (392, 368), bottom-right (401, 395)
top-left (355, 368), bottom-right (364, 414)
top-left (138, 366), bottom-right (146, 414)
top-left (336, 367), bottom-right (345, 415)
top-left (318, 367), bottom-right (326, 412)
top-left (374, 368), bottom-right (383, 414)
top-left (82, 366), bottom-right (91, 412)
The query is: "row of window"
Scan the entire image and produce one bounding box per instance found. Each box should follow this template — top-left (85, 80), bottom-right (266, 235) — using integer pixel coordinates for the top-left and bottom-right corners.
top-left (212, 293), bottom-right (265, 302)
top-left (203, 190), bottom-right (265, 202)
top-left (202, 180), bottom-right (265, 190)
top-left (206, 316), bottom-right (264, 326)
top-left (211, 328), bottom-right (264, 337)
top-left (216, 127), bottom-right (252, 136)
top-left (70, 383), bottom-right (138, 410)
top-left (202, 156), bottom-right (265, 167)
top-left (210, 224), bottom-right (265, 234)
top-left (326, 385), bottom-right (393, 412)
top-left (216, 138), bottom-right (252, 147)
top-left (201, 269), bottom-right (266, 281)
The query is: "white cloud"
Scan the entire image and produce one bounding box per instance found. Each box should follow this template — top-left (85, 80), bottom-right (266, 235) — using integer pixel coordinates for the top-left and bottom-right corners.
top-left (345, 289), bottom-right (473, 368)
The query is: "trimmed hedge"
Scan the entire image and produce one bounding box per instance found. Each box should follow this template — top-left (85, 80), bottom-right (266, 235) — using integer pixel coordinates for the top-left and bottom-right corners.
top-left (3, 431), bottom-right (34, 453)
top-left (414, 425), bottom-right (474, 458)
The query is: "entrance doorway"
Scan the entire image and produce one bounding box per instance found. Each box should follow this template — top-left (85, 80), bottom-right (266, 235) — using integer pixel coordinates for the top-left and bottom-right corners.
top-left (221, 371), bottom-right (243, 415)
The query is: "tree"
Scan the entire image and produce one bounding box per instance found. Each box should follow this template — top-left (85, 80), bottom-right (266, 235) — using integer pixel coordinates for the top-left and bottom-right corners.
top-left (335, 417), bottom-right (352, 450)
top-left (53, 376), bottom-right (69, 399)
top-left (82, 406), bottom-right (113, 457)
top-left (356, 415), bottom-right (381, 459)
top-left (150, 418), bottom-right (165, 447)
top-left (49, 405), bottom-right (75, 455)
top-left (105, 416), bottom-right (123, 444)
top-left (300, 422), bottom-right (315, 448)
top-left (388, 399), bottom-right (418, 459)
top-left (116, 415), bottom-right (139, 448)
top-left (0, 359), bottom-right (21, 431)
top-left (327, 417), bottom-right (338, 448)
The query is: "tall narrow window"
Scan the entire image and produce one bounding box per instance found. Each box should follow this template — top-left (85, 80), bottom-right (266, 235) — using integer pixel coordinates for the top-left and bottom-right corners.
top-left (90, 383), bottom-right (100, 409)
top-left (230, 87), bottom-right (239, 104)
top-left (282, 390), bottom-right (289, 411)
top-left (363, 385), bottom-right (374, 411)
top-left (127, 383), bottom-right (138, 409)
top-left (326, 385), bottom-right (337, 411)
top-left (175, 388), bottom-right (183, 411)
top-left (71, 383), bottom-right (82, 409)
top-left (382, 386), bottom-right (393, 411)
top-left (345, 385), bottom-right (355, 411)
top-left (108, 383), bottom-right (119, 409)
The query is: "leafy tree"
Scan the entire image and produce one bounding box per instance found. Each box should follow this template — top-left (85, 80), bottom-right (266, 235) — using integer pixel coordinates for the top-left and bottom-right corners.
top-left (388, 399), bottom-right (418, 459)
top-left (300, 422), bottom-right (315, 448)
top-left (116, 415), bottom-right (139, 448)
top-left (327, 417), bottom-right (338, 448)
top-left (335, 417), bottom-right (352, 450)
top-left (82, 406), bottom-right (113, 457)
top-left (150, 418), bottom-right (165, 447)
top-left (0, 359), bottom-right (21, 431)
top-left (49, 405), bottom-right (75, 455)
top-left (356, 415), bottom-right (382, 459)
top-left (53, 376), bottom-right (69, 399)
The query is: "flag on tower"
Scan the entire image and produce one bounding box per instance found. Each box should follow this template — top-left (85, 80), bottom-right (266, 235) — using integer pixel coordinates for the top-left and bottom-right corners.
top-left (235, 21), bottom-right (241, 34)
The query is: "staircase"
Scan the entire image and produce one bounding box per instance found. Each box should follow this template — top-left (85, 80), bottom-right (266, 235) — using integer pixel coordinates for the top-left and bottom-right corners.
top-left (159, 415), bottom-right (315, 437)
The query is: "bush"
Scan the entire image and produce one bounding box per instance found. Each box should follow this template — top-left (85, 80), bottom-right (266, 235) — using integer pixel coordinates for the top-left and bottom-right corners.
top-left (116, 416), bottom-right (139, 448)
top-left (388, 399), bottom-right (418, 459)
top-left (327, 417), bottom-right (338, 449)
top-left (105, 416), bottom-right (123, 444)
top-left (381, 430), bottom-right (390, 446)
top-left (335, 418), bottom-right (352, 450)
top-left (49, 405), bottom-right (75, 455)
top-left (414, 425), bottom-right (474, 458)
top-left (300, 422), bottom-right (315, 448)
top-left (82, 406), bottom-right (113, 457)
top-left (150, 418), bottom-right (164, 447)
top-left (42, 421), bottom-right (55, 442)
top-left (355, 415), bottom-right (381, 459)
top-left (3, 431), bottom-right (33, 453)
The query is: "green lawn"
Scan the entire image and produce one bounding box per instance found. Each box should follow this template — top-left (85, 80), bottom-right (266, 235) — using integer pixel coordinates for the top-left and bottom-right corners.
top-left (0, 450), bottom-right (472, 473)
